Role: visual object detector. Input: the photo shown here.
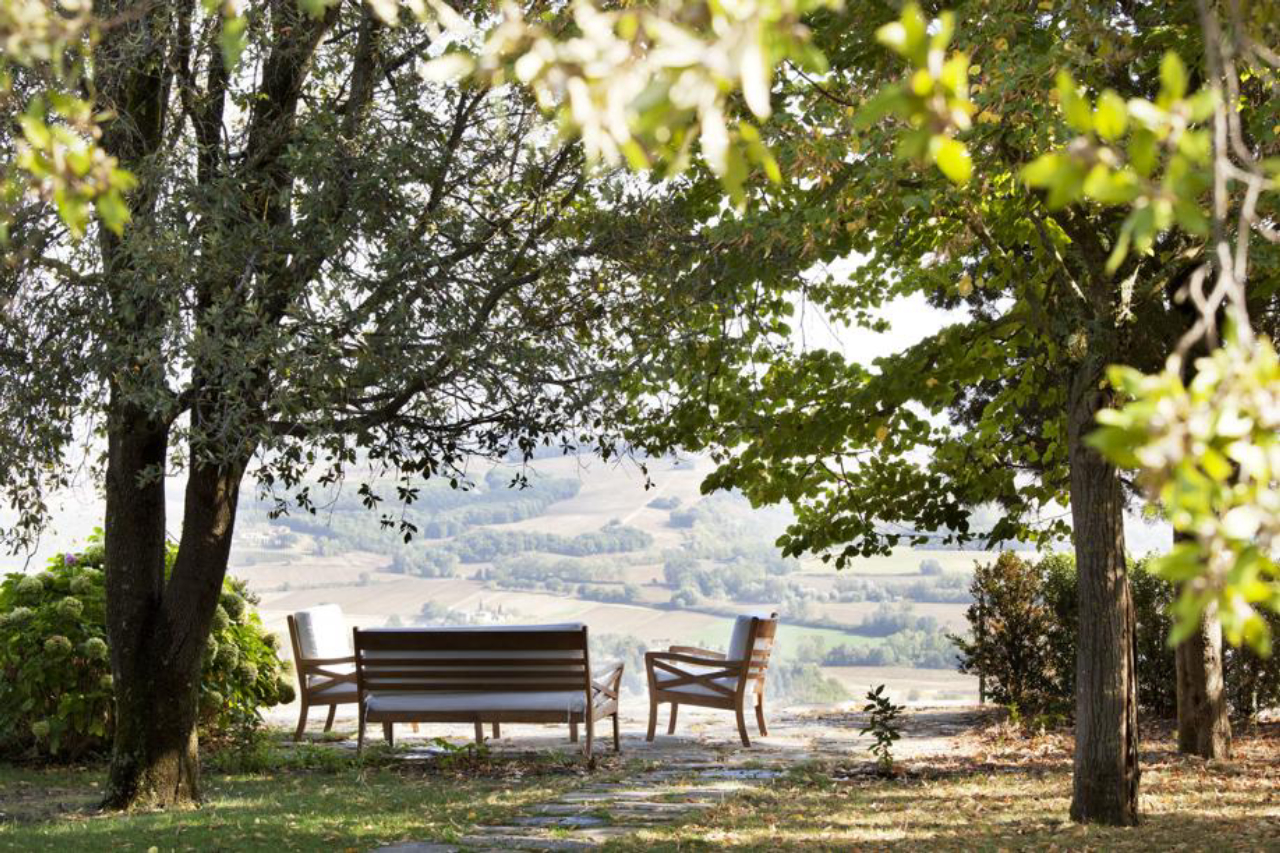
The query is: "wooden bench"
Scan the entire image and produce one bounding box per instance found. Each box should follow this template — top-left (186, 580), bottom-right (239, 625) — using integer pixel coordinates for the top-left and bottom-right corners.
top-left (353, 623), bottom-right (623, 757)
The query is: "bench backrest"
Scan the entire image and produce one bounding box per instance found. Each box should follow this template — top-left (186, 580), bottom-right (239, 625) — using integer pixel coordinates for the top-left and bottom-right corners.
top-left (353, 624), bottom-right (591, 696)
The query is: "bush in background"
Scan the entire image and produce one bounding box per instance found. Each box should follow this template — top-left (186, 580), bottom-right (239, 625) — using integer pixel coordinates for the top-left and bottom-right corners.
top-left (0, 534), bottom-right (293, 760)
top-left (953, 551), bottom-right (1276, 719)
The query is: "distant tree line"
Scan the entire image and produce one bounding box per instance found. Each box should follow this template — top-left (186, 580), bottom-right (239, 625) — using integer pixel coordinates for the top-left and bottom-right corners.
top-left (450, 522), bottom-right (653, 563)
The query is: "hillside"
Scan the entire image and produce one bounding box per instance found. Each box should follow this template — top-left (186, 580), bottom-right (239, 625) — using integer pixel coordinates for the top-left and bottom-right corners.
top-left (225, 454), bottom-right (984, 705)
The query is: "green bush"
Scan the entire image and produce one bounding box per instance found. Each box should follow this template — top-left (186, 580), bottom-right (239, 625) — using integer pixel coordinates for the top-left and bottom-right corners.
top-left (0, 533), bottom-right (293, 760)
top-left (953, 551), bottom-right (1276, 720)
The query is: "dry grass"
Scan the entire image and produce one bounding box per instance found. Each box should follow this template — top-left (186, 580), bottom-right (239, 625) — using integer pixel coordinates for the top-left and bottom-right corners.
top-left (611, 722), bottom-right (1280, 851)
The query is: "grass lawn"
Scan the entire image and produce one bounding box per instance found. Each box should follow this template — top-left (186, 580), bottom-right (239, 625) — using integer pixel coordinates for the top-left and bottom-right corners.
top-left (0, 736), bottom-right (609, 852)
top-left (612, 722), bottom-right (1280, 851)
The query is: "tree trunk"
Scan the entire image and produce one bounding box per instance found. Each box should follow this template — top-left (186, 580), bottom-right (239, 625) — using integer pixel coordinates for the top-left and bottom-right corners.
top-left (101, 401), bottom-right (198, 808)
top-left (1067, 372), bottom-right (1140, 826)
top-left (102, 436), bottom-right (245, 810)
top-left (1176, 597), bottom-right (1232, 758)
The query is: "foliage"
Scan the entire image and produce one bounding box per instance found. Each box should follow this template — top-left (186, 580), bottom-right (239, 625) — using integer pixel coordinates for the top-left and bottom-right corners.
top-left (473, 0), bottom-right (838, 203)
top-left (859, 684), bottom-right (903, 774)
top-left (456, 524), bottom-right (653, 564)
top-left (0, 537), bottom-right (291, 760)
top-left (1091, 337), bottom-right (1280, 654)
top-left (1223, 608), bottom-right (1280, 718)
top-left (950, 553), bottom-right (1061, 712)
top-left (954, 550), bottom-right (1276, 718)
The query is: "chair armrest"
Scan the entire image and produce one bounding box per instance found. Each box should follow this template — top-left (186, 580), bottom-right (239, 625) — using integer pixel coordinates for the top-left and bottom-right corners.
top-left (301, 654), bottom-right (356, 667)
top-left (645, 651), bottom-right (745, 671)
top-left (668, 645), bottom-right (725, 659)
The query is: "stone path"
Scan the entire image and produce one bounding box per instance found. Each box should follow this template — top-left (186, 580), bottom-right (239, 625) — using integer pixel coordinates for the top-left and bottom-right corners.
top-left (364, 703), bottom-right (991, 852)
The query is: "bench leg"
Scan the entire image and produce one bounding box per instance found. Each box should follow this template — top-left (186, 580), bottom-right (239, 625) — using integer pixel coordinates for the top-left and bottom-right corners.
top-left (324, 704), bottom-right (337, 732)
top-left (492, 722), bottom-right (500, 739)
top-left (569, 721), bottom-right (578, 743)
top-left (668, 703), bottom-right (679, 734)
top-left (294, 701), bottom-right (309, 742)
top-left (383, 722), bottom-right (394, 746)
top-left (612, 713), bottom-right (621, 753)
top-left (756, 694), bottom-right (768, 736)
top-left (646, 697), bottom-right (658, 742)
top-left (474, 721), bottom-right (484, 744)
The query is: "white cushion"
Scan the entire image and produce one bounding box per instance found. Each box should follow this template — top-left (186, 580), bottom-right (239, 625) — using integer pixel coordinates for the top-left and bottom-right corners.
top-left (727, 612), bottom-right (775, 661)
top-left (312, 679), bottom-right (358, 702)
top-left (308, 661), bottom-right (356, 694)
top-left (294, 604), bottom-right (351, 660)
top-left (365, 690), bottom-right (588, 715)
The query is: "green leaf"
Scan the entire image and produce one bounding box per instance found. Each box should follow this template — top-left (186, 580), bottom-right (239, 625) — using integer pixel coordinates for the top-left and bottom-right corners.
top-left (298, 0), bottom-right (337, 18)
top-left (932, 136), bottom-right (972, 185)
top-left (1159, 52), bottom-right (1187, 102)
top-left (95, 191), bottom-right (131, 236)
top-left (1093, 89), bottom-right (1128, 141)
top-left (220, 12), bottom-right (248, 69)
top-left (1056, 71), bottom-right (1092, 133)
top-left (853, 85), bottom-right (908, 129)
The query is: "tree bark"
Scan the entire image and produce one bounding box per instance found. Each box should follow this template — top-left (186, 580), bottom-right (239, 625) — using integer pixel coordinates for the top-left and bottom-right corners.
top-left (101, 401), bottom-right (193, 808)
top-left (102, 452), bottom-right (245, 809)
top-left (1067, 371), bottom-right (1140, 826)
top-left (1175, 597), bottom-right (1232, 758)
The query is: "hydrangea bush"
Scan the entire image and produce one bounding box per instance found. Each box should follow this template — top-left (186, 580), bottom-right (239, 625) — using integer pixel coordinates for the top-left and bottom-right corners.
top-left (0, 532), bottom-right (294, 759)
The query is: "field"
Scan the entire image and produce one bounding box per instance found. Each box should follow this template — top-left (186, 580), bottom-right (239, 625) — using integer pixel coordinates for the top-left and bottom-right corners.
top-left (213, 455), bottom-right (984, 706)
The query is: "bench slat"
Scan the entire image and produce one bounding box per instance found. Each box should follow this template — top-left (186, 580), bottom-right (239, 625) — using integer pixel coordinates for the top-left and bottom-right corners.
top-left (356, 629), bottom-right (587, 651)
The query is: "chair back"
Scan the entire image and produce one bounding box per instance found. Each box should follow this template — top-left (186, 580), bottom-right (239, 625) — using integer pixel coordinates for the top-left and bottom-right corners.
top-left (290, 604), bottom-right (350, 662)
top-left (354, 624), bottom-right (591, 697)
top-left (727, 612), bottom-right (778, 693)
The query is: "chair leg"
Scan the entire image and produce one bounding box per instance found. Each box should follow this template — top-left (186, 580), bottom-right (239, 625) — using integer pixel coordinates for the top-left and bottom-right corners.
top-left (612, 713), bottom-right (621, 752)
top-left (383, 722), bottom-right (394, 746)
top-left (474, 721), bottom-right (484, 744)
top-left (736, 705), bottom-right (752, 747)
top-left (570, 721), bottom-right (579, 743)
top-left (667, 703), bottom-right (679, 734)
top-left (294, 701), bottom-right (309, 742)
top-left (756, 694), bottom-right (768, 736)
top-left (357, 706), bottom-right (366, 756)
top-left (324, 704), bottom-right (337, 732)
top-left (646, 697), bottom-right (658, 742)
top-left (492, 722), bottom-right (500, 739)
top-left (584, 716), bottom-right (594, 759)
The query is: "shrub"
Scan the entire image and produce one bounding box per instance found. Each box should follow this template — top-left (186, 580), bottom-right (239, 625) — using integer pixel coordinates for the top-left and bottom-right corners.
top-left (919, 558), bottom-right (944, 576)
top-left (1224, 608), bottom-right (1280, 719)
top-left (0, 533), bottom-right (292, 760)
top-left (949, 553), bottom-right (1059, 712)
top-left (953, 551), bottom-right (1274, 720)
top-left (860, 685), bottom-right (904, 774)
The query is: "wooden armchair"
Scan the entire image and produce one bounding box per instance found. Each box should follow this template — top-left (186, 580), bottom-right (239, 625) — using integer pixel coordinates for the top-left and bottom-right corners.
top-left (645, 612), bottom-right (778, 747)
top-left (287, 605), bottom-right (358, 740)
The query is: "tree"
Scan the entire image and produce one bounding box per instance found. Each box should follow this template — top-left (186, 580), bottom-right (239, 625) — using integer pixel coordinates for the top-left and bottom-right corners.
top-left (616, 0), bottom-right (1276, 826)
top-left (0, 0), bottom-right (675, 809)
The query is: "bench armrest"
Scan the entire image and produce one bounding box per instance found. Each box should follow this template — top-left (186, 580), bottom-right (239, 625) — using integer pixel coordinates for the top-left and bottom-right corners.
top-left (592, 661), bottom-right (625, 701)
